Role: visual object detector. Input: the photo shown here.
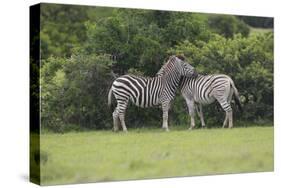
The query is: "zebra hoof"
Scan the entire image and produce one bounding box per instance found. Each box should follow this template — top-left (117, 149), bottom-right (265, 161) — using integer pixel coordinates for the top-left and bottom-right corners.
top-left (189, 127), bottom-right (193, 130)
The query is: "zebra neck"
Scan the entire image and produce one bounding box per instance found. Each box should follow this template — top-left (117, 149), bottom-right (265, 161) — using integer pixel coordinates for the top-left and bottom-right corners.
top-left (161, 71), bottom-right (181, 100)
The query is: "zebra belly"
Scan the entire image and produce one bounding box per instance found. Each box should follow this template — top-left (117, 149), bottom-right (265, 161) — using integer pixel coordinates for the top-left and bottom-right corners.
top-left (133, 92), bottom-right (159, 108)
top-left (194, 96), bottom-right (216, 105)
top-left (113, 87), bottom-right (159, 108)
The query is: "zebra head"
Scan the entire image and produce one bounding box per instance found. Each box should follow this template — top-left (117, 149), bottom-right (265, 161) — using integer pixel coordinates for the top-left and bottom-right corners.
top-left (156, 55), bottom-right (197, 78)
top-left (171, 55), bottom-right (197, 77)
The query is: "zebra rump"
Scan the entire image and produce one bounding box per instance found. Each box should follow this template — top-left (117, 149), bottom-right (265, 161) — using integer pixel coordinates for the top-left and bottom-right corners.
top-left (180, 74), bottom-right (242, 129)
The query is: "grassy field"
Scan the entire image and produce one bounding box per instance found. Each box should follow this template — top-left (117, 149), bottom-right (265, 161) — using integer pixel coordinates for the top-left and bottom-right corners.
top-left (38, 126), bottom-right (273, 185)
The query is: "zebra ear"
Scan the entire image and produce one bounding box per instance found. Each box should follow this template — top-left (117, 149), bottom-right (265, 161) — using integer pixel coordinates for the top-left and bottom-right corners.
top-left (176, 54), bottom-right (186, 61)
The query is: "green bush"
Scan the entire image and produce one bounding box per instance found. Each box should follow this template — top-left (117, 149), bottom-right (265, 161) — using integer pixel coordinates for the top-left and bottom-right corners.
top-left (41, 55), bottom-right (114, 132)
top-left (208, 15), bottom-right (250, 38)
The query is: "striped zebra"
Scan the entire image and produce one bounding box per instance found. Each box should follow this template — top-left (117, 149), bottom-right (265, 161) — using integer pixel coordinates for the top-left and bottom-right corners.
top-left (179, 74), bottom-right (242, 129)
top-left (108, 55), bottom-right (197, 132)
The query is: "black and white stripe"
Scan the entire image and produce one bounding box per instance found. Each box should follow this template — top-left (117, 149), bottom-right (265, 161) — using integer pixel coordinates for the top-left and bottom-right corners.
top-left (180, 74), bottom-right (242, 129)
top-left (112, 75), bottom-right (162, 108)
top-left (108, 55), bottom-right (197, 132)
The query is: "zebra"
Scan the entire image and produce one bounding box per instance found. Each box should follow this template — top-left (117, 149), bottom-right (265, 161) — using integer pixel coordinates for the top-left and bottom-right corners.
top-left (179, 74), bottom-right (242, 129)
top-left (107, 55), bottom-right (198, 132)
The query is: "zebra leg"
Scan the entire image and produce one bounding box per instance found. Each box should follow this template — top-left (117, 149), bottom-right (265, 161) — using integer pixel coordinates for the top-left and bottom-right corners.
top-left (216, 97), bottom-right (232, 128)
top-left (189, 111), bottom-right (196, 130)
top-left (222, 114), bottom-right (228, 128)
top-left (198, 104), bottom-right (206, 128)
top-left (116, 100), bottom-right (128, 132)
top-left (162, 102), bottom-right (170, 131)
top-left (112, 109), bottom-right (120, 132)
top-left (186, 100), bottom-right (195, 130)
top-left (222, 112), bottom-right (228, 128)
top-left (227, 90), bottom-right (234, 128)
top-left (228, 110), bottom-right (233, 128)
top-left (119, 114), bottom-right (128, 132)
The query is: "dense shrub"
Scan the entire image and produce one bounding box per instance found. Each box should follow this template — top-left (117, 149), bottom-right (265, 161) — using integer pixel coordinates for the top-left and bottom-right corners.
top-left (41, 55), bottom-right (114, 132)
top-left (208, 15), bottom-right (250, 38)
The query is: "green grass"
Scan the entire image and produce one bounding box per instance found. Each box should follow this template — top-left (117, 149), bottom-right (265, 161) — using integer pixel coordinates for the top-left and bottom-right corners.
top-left (38, 126), bottom-right (273, 185)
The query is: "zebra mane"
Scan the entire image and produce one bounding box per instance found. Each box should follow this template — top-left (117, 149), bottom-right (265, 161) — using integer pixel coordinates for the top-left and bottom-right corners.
top-left (156, 55), bottom-right (183, 76)
top-left (175, 54), bottom-right (185, 61)
top-left (156, 62), bottom-right (168, 77)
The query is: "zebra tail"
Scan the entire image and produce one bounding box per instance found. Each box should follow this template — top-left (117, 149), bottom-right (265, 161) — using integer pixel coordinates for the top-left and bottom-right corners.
top-left (231, 81), bottom-right (243, 112)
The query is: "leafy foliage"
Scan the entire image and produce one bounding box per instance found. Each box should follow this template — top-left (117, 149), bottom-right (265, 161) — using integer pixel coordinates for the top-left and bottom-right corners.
top-left (208, 15), bottom-right (250, 38)
top-left (41, 55), bottom-right (114, 132)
